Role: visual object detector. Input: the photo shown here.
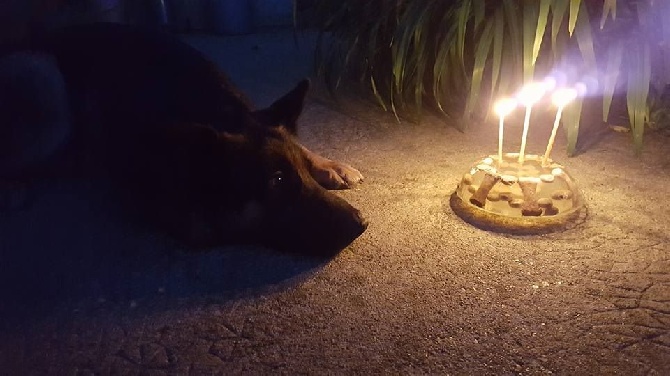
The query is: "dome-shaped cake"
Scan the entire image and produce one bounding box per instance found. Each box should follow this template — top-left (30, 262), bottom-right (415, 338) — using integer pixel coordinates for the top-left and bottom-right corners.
top-left (450, 153), bottom-right (586, 234)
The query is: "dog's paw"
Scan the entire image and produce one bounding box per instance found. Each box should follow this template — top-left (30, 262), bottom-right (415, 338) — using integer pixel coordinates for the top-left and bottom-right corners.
top-left (312, 159), bottom-right (364, 190)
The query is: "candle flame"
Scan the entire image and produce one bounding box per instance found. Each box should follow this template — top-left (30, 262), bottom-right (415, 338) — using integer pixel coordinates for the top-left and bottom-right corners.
top-left (516, 82), bottom-right (549, 107)
top-left (493, 98), bottom-right (517, 117)
top-left (552, 88), bottom-right (578, 108)
top-left (543, 77), bottom-right (557, 91)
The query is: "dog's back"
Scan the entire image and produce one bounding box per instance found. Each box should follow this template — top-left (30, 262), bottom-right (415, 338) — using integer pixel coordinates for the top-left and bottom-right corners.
top-left (1, 23), bottom-right (260, 178)
top-left (33, 23), bottom-right (254, 134)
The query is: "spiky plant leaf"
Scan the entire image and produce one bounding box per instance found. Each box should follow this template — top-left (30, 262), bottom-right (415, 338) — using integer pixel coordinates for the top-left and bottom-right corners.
top-left (497, 43), bottom-right (520, 100)
top-left (574, 0), bottom-right (596, 71)
top-left (562, 96), bottom-right (584, 156)
top-left (551, 0), bottom-right (569, 47)
top-left (456, 0), bottom-right (472, 65)
top-left (600, 0), bottom-right (616, 29)
top-left (533, 0), bottom-right (551, 66)
top-left (627, 42), bottom-right (651, 155)
top-left (464, 20), bottom-right (494, 122)
top-left (568, 0), bottom-right (581, 36)
top-left (370, 75), bottom-right (388, 112)
top-left (602, 40), bottom-right (623, 123)
top-left (389, 82), bottom-right (400, 122)
top-left (522, 0), bottom-right (539, 83)
top-left (433, 9), bottom-right (459, 115)
top-left (503, 0), bottom-right (522, 71)
top-left (489, 7), bottom-right (505, 105)
top-left (473, 0), bottom-right (485, 31)
top-left (336, 35), bottom-right (360, 90)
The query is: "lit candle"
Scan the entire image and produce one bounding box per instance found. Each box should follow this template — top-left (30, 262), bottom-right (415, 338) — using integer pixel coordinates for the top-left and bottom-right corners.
top-left (516, 82), bottom-right (549, 164)
top-left (542, 87), bottom-right (578, 166)
top-left (493, 98), bottom-right (517, 166)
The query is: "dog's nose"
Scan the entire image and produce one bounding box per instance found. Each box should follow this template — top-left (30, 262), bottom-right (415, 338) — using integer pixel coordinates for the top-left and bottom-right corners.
top-left (352, 209), bottom-right (368, 235)
top-left (311, 207), bottom-right (367, 256)
top-left (338, 208), bottom-right (367, 248)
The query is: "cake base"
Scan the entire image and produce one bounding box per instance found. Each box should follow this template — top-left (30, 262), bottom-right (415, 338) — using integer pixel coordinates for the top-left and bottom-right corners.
top-left (449, 154), bottom-right (587, 234)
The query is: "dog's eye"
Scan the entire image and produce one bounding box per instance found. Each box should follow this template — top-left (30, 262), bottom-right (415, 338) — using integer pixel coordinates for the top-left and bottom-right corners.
top-left (269, 171), bottom-right (284, 189)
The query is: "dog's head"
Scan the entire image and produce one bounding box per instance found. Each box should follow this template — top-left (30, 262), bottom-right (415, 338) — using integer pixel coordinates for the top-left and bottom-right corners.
top-left (225, 80), bottom-right (367, 255)
top-left (217, 126), bottom-right (367, 255)
top-left (155, 80), bottom-right (367, 255)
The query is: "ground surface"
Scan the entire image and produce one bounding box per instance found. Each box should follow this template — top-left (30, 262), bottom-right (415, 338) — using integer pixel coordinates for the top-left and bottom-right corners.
top-left (1, 30), bottom-right (669, 375)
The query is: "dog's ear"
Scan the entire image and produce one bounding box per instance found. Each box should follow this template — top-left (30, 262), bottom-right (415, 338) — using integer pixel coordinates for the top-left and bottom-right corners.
top-left (254, 79), bottom-right (309, 134)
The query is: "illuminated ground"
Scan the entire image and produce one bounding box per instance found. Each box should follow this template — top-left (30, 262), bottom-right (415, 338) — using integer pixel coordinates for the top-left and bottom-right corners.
top-left (1, 30), bottom-right (669, 374)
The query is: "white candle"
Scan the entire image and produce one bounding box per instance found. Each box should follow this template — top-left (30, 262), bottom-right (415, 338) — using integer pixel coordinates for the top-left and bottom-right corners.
top-left (542, 88), bottom-right (578, 166)
top-left (516, 82), bottom-right (549, 164)
top-left (493, 99), bottom-right (517, 166)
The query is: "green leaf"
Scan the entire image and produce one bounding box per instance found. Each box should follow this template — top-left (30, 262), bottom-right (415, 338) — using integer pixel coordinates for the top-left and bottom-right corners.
top-left (391, 23), bottom-right (408, 91)
top-left (497, 46), bottom-right (519, 100)
top-left (433, 12), bottom-right (458, 114)
top-left (551, 19), bottom-right (569, 61)
top-left (456, 0), bottom-right (472, 65)
top-left (568, 0), bottom-right (581, 36)
top-left (551, 0), bottom-right (569, 47)
top-left (600, 0), bottom-right (617, 29)
top-left (370, 75), bottom-right (388, 112)
top-left (336, 35), bottom-right (360, 90)
top-left (412, 7), bottom-right (433, 123)
top-left (522, 0), bottom-right (540, 83)
top-left (627, 42), bottom-right (651, 155)
top-left (602, 41), bottom-right (623, 122)
top-left (390, 81), bottom-right (400, 123)
top-left (490, 7), bottom-right (505, 104)
top-left (433, 7), bottom-right (460, 114)
top-left (503, 0), bottom-right (522, 74)
top-left (464, 21), bottom-right (494, 122)
top-left (391, 1), bottom-right (429, 97)
top-left (473, 0), bottom-right (485, 31)
top-left (574, 1), bottom-right (596, 72)
top-left (533, 0), bottom-right (551, 66)
top-left (562, 96), bottom-right (584, 156)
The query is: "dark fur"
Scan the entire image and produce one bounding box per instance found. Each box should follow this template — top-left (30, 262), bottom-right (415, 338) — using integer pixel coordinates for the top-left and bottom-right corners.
top-left (0, 23), bottom-right (367, 255)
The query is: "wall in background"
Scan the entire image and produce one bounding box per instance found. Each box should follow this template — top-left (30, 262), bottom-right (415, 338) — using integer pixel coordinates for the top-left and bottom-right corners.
top-left (0, 0), bottom-right (298, 43)
top-left (252, 0), bottom-right (292, 28)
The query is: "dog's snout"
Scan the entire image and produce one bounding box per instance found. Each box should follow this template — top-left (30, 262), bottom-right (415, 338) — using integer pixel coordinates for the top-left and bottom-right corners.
top-left (322, 204), bottom-right (366, 255)
top-left (268, 188), bottom-right (367, 256)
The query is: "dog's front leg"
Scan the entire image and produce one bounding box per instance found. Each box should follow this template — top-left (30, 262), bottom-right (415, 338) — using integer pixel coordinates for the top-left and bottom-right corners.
top-left (299, 145), bottom-right (363, 190)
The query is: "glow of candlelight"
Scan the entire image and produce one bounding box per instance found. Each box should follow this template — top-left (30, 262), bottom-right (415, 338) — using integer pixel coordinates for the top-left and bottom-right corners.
top-left (493, 98), bottom-right (517, 165)
top-left (542, 88), bottom-right (578, 166)
top-left (551, 87), bottom-right (578, 108)
top-left (516, 82), bottom-right (548, 164)
top-left (516, 81), bottom-right (550, 107)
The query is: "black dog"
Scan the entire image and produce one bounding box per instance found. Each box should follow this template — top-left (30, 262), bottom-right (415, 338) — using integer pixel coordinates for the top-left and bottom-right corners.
top-left (0, 23), bottom-right (367, 255)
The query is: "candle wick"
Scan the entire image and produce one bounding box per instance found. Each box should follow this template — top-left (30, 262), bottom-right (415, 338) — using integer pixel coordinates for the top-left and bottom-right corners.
top-left (518, 106), bottom-right (533, 164)
top-left (498, 116), bottom-right (505, 167)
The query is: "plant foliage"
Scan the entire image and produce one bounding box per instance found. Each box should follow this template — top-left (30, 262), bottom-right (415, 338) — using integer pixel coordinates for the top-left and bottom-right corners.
top-left (308, 0), bottom-right (670, 155)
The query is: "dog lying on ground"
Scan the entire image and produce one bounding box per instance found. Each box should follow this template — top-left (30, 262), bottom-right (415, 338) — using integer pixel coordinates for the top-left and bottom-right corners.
top-left (0, 22), bottom-right (367, 255)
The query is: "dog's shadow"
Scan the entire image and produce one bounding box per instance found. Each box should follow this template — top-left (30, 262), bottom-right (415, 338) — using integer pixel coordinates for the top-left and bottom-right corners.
top-left (0, 179), bottom-right (328, 325)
